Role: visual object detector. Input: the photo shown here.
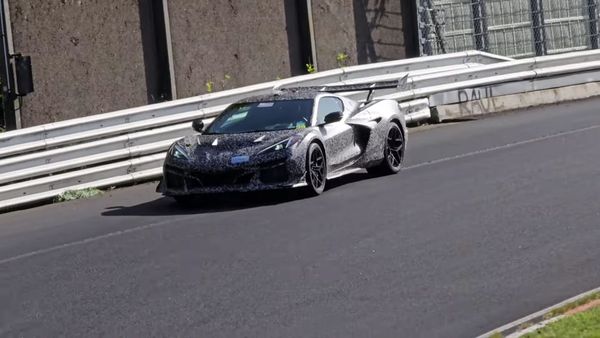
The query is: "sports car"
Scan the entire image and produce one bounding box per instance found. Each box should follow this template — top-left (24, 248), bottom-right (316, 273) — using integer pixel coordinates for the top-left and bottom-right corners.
top-left (157, 81), bottom-right (407, 203)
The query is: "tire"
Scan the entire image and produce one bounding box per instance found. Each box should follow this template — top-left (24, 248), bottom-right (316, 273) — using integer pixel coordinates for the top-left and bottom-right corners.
top-left (305, 142), bottom-right (327, 196)
top-left (368, 122), bottom-right (405, 176)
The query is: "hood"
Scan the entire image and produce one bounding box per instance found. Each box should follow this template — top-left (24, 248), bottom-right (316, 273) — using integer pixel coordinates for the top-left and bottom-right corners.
top-left (176, 129), bottom-right (305, 167)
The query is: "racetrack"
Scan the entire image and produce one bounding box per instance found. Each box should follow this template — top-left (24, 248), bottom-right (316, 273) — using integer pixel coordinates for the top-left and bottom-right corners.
top-left (1, 99), bottom-right (600, 337)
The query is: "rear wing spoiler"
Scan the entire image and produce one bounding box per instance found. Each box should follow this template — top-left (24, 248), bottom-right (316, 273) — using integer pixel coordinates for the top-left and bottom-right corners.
top-left (319, 80), bottom-right (401, 102)
top-left (276, 78), bottom-right (407, 103)
top-left (318, 80), bottom-right (400, 93)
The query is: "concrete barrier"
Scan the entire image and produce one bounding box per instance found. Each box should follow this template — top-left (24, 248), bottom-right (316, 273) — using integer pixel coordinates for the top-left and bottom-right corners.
top-left (433, 82), bottom-right (600, 122)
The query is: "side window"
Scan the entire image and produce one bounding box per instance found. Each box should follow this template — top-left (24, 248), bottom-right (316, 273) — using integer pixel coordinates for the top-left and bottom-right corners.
top-left (316, 97), bottom-right (344, 125)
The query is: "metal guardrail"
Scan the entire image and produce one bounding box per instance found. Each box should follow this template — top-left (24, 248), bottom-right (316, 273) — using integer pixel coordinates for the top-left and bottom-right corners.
top-left (333, 50), bottom-right (600, 98)
top-left (1, 50), bottom-right (599, 211)
top-left (0, 51), bottom-right (507, 156)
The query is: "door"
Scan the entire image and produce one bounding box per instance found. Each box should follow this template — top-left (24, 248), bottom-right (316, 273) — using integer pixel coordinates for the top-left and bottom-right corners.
top-left (314, 96), bottom-right (361, 171)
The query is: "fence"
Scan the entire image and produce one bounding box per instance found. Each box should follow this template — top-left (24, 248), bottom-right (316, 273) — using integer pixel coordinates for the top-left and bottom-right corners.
top-left (418, 0), bottom-right (600, 58)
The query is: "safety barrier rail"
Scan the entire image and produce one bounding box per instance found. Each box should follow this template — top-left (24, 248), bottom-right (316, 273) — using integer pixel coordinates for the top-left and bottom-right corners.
top-left (2, 50), bottom-right (599, 211)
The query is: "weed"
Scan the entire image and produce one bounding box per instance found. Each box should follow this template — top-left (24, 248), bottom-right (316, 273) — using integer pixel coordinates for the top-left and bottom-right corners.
top-left (206, 74), bottom-right (233, 93)
top-left (336, 52), bottom-right (349, 67)
top-left (205, 81), bottom-right (214, 93)
top-left (54, 188), bottom-right (103, 202)
top-left (306, 63), bottom-right (316, 74)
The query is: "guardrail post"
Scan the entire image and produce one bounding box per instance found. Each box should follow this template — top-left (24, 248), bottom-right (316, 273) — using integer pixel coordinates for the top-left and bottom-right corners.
top-left (588, 0), bottom-right (599, 49)
top-left (471, 0), bottom-right (489, 52)
top-left (530, 0), bottom-right (547, 56)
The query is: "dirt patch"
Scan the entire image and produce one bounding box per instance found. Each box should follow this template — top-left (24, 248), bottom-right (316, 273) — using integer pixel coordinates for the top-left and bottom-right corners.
top-left (565, 299), bottom-right (600, 316)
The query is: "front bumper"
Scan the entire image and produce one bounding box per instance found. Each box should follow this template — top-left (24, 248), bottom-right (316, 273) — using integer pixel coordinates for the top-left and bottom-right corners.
top-left (159, 158), bottom-right (306, 195)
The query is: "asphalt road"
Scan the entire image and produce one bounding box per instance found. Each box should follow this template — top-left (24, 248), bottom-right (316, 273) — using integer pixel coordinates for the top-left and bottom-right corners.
top-left (2, 99), bottom-right (600, 337)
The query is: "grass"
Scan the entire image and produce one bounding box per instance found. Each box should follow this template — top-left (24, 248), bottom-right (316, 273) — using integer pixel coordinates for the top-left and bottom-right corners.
top-left (521, 305), bottom-right (600, 338)
top-left (545, 292), bottom-right (600, 319)
top-left (54, 188), bottom-right (103, 202)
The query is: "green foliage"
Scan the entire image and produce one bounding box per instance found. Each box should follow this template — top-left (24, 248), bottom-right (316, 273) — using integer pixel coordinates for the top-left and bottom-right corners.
top-left (489, 333), bottom-right (504, 338)
top-left (54, 188), bottom-right (103, 202)
top-left (205, 74), bottom-right (233, 93)
top-left (306, 63), bottom-right (316, 74)
top-left (336, 52), bottom-right (349, 67)
top-left (522, 306), bottom-right (600, 338)
top-left (205, 81), bottom-right (214, 93)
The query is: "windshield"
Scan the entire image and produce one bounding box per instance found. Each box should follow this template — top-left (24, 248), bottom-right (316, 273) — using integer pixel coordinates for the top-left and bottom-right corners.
top-left (205, 100), bottom-right (314, 134)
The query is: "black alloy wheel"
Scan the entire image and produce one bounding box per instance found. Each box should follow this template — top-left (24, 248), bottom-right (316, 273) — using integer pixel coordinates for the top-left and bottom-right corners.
top-left (306, 143), bottom-right (327, 195)
top-left (369, 123), bottom-right (405, 175)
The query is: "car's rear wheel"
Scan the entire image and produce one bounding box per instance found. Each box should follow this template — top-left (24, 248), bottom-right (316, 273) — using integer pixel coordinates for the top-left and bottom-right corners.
top-left (368, 123), bottom-right (405, 176)
top-left (306, 142), bottom-right (327, 195)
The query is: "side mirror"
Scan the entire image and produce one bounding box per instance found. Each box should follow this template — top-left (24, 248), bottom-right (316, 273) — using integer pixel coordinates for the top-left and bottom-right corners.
top-left (192, 119), bottom-right (204, 133)
top-left (323, 111), bottom-right (343, 124)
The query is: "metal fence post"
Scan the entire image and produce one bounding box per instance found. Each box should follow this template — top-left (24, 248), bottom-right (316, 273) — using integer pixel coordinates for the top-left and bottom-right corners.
top-left (402, 0), bottom-right (421, 57)
top-left (471, 0), bottom-right (489, 52)
top-left (417, 0), bottom-right (434, 55)
top-left (588, 0), bottom-right (599, 49)
top-left (426, 0), bottom-right (447, 54)
top-left (530, 0), bottom-right (547, 56)
top-left (0, 1), bottom-right (16, 130)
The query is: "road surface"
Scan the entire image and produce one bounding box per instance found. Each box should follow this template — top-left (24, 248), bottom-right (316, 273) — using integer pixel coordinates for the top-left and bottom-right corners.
top-left (1, 99), bottom-right (600, 337)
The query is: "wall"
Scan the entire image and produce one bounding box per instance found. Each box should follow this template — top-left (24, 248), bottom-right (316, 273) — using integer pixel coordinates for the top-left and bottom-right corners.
top-left (6, 0), bottom-right (415, 128)
top-left (311, 0), bottom-right (410, 71)
top-left (167, 0), bottom-right (292, 98)
top-left (311, 0), bottom-right (360, 70)
top-left (355, 0), bottom-right (410, 62)
top-left (9, 0), bottom-right (148, 127)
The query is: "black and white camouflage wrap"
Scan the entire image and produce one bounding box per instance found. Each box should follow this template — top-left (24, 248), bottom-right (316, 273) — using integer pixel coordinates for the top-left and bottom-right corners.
top-left (158, 90), bottom-right (407, 196)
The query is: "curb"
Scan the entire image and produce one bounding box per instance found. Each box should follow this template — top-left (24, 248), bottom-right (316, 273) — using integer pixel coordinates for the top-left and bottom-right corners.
top-left (477, 286), bottom-right (600, 338)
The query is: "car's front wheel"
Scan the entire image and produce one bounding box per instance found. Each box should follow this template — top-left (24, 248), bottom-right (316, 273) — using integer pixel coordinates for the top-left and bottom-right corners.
top-left (368, 122), bottom-right (405, 176)
top-left (305, 142), bottom-right (327, 195)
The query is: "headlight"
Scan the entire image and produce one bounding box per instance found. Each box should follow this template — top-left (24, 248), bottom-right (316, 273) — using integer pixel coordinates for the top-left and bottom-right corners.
top-left (258, 135), bottom-right (303, 154)
top-left (169, 143), bottom-right (191, 160)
